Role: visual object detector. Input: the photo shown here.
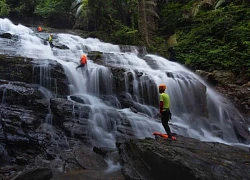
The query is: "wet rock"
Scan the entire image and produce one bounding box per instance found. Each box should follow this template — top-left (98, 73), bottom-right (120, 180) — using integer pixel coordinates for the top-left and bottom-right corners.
top-left (0, 55), bottom-right (33, 83)
top-left (116, 93), bottom-right (135, 109)
top-left (195, 69), bottom-right (218, 85)
top-left (110, 67), bottom-right (126, 94)
top-left (50, 98), bottom-right (91, 124)
top-left (100, 95), bottom-right (121, 108)
top-left (62, 121), bottom-right (90, 140)
top-left (0, 81), bottom-right (44, 107)
top-left (143, 55), bottom-right (161, 69)
top-left (51, 169), bottom-right (125, 180)
top-left (0, 145), bottom-right (10, 166)
top-left (88, 51), bottom-right (103, 62)
top-left (195, 69), bottom-right (250, 117)
top-left (117, 136), bottom-right (250, 180)
top-left (53, 44), bottom-right (69, 50)
top-left (116, 124), bottom-right (136, 142)
top-left (74, 146), bottom-right (108, 170)
top-left (119, 45), bottom-right (147, 57)
top-left (11, 167), bottom-right (53, 180)
top-left (0, 33), bottom-right (12, 39)
top-left (46, 148), bottom-right (57, 160)
top-left (0, 166), bottom-right (19, 179)
top-left (15, 157), bottom-right (27, 166)
top-left (93, 147), bottom-right (117, 157)
top-left (69, 95), bottom-right (85, 104)
top-left (129, 106), bottom-right (138, 113)
top-left (212, 70), bottom-right (236, 84)
top-left (6, 134), bottom-right (29, 146)
top-left (215, 84), bottom-right (250, 116)
top-left (0, 55), bottom-right (69, 96)
top-left (32, 59), bottom-right (69, 96)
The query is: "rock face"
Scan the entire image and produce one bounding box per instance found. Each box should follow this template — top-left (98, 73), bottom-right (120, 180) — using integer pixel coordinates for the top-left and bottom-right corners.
top-left (196, 70), bottom-right (250, 117)
top-left (11, 168), bottom-right (53, 180)
top-left (117, 136), bottom-right (250, 180)
top-left (0, 53), bottom-right (249, 180)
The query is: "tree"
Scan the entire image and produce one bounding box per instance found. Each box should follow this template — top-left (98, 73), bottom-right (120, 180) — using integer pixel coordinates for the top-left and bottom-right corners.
top-left (137, 0), bottom-right (159, 44)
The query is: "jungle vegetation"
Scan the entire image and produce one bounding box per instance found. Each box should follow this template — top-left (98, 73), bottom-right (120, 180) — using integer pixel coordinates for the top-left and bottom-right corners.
top-left (0, 0), bottom-right (249, 78)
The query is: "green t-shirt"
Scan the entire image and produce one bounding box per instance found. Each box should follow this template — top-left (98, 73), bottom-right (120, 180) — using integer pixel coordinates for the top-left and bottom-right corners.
top-left (160, 92), bottom-right (170, 110)
top-left (48, 36), bottom-right (53, 42)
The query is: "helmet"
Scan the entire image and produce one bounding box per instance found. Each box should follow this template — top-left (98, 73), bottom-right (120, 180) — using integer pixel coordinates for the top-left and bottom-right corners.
top-left (81, 54), bottom-right (87, 59)
top-left (159, 84), bottom-right (166, 90)
top-left (37, 26), bottom-right (42, 32)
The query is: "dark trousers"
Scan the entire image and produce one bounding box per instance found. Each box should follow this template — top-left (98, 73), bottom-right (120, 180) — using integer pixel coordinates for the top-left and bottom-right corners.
top-left (161, 110), bottom-right (172, 138)
top-left (49, 41), bottom-right (54, 48)
top-left (76, 63), bottom-right (86, 70)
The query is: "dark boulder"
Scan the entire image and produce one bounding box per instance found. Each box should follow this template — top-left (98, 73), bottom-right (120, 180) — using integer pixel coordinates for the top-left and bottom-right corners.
top-left (11, 168), bottom-right (53, 180)
top-left (117, 136), bottom-right (250, 180)
top-left (0, 33), bottom-right (13, 39)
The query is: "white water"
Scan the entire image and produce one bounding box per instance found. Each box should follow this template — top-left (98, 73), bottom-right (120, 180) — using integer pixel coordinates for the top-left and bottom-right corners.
top-left (0, 18), bottom-right (249, 150)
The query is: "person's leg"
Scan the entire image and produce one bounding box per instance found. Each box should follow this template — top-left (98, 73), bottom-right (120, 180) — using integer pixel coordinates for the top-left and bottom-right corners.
top-left (49, 42), bottom-right (54, 48)
top-left (76, 64), bottom-right (84, 70)
top-left (75, 64), bottom-right (81, 70)
top-left (161, 111), bottom-right (172, 138)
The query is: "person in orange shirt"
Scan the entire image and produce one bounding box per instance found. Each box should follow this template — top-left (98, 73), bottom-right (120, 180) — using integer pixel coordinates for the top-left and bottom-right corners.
top-left (37, 26), bottom-right (42, 32)
top-left (76, 54), bottom-right (87, 70)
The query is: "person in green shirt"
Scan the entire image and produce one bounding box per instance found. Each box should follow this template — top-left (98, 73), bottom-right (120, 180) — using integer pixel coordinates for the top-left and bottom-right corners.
top-left (159, 84), bottom-right (174, 140)
top-left (48, 34), bottom-right (54, 48)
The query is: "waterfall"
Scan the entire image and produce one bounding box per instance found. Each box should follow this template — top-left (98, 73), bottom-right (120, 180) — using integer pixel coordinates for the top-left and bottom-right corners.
top-left (32, 60), bottom-right (58, 97)
top-left (0, 18), bottom-right (249, 150)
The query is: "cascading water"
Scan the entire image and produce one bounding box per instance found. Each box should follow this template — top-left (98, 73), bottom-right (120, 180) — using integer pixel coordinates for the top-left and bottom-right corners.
top-left (0, 18), bottom-right (249, 152)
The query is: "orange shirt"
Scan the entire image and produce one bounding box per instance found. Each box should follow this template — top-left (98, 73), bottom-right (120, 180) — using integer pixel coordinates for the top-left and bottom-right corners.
top-left (80, 55), bottom-right (87, 64)
top-left (37, 26), bottom-right (42, 32)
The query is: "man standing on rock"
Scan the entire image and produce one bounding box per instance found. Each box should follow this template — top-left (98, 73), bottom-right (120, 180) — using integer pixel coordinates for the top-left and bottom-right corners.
top-left (159, 84), bottom-right (176, 140)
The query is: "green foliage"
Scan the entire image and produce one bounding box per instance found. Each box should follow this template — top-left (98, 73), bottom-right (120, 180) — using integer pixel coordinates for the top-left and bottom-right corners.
top-left (173, 4), bottom-right (250, 76)
top-left (0, 0), bottom-right (10, 16)
top-left (158, 1), bottom-right (195, 36)
top-left (110, 20), bottom-right (140, 45)
top-left (5, 0), bottom-right (39, 17)
top-left (35, 0), bottom-right (72, 17)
